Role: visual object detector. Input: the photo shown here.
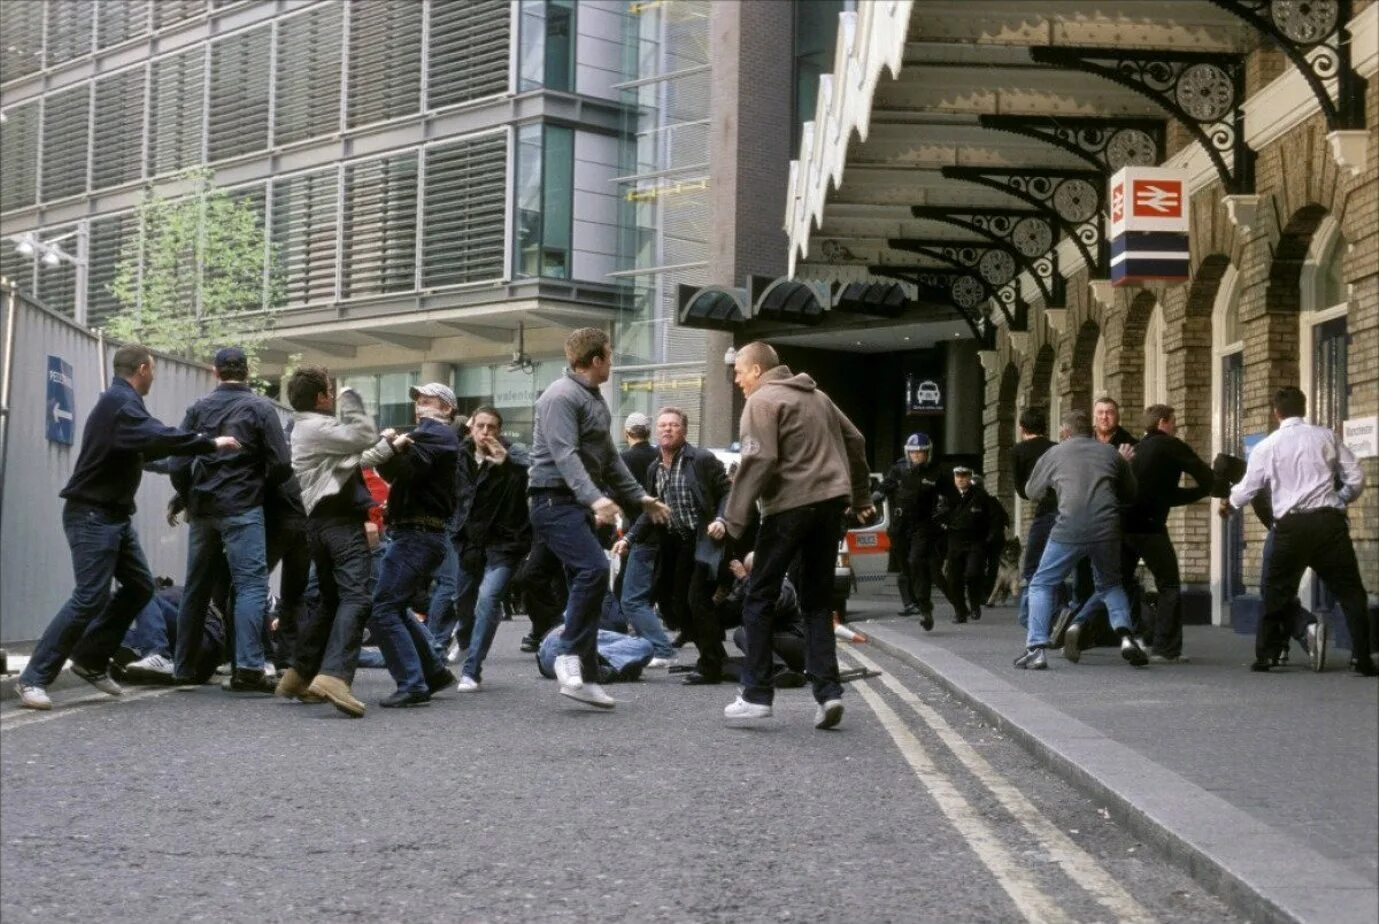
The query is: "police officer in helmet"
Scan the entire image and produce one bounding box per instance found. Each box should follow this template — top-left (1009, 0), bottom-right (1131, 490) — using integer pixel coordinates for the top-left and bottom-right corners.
top-left (875, 433), bottom-right (947, 630)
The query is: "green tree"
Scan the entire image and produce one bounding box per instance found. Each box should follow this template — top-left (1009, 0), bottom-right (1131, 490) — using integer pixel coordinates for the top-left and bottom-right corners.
top-left (107, 167), bottom-right (283, 364)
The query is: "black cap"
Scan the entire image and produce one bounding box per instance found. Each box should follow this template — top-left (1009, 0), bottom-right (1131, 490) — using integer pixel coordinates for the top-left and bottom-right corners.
top-left (214, 346), bottom-right (247, 369)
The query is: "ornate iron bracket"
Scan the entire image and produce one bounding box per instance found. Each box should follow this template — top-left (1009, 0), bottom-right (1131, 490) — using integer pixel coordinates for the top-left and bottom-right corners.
top-left (939, 166), bottom-right (1107, 276)
top-left (977, 115), bottom-right (1166, 173)
top-left (870, 265), bottom-right (997, 348)
top-left (1209, 0), bottom-right (1363, 128)
top-left (909, 206), bottom-right (1066, 307)
top-left (886, 239), bottom-right (1029, 330)
top-left (1028, 47), bottom-right (1254, 195)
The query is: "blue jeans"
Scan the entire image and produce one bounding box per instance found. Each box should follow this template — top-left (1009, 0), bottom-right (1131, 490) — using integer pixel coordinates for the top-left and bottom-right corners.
top-left (21, 502), bottom-right (156, 687)
top-left (617, 543), bottom-right (676, 658)
top-left (1026, 537), bottom-right (1132, 648)
top-left (368, 528), bottom-right (448, 694)
top-left (459, 557), bottom-right (516, 682)
top-left (529, 493), bottom-right (610, 681)
top-left (1018, 513), bottom-right (1057, 630)
top-left (176, 507), bottom-right (270, 675)
top-left (124, 594), bottom-right (177, 657)
top-left (426, 540), bottom-right (460, 656)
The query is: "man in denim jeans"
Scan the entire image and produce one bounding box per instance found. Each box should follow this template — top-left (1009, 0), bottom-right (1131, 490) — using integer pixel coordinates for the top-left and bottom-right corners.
top-left (721, 342), bottom-right (874, 730)
top-left (171, 347), bottom-right (293, 694)
top-left (17, 344), bottom-right (237, 711)
top-left (528, 328), bottom-right (670, 710)
top-left (1018, 408), bottom-right (1144, 670)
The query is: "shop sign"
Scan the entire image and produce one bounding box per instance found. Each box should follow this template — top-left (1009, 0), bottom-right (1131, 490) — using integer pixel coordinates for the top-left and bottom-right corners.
top-left (1343, 415), bottom-right (1378, 459)
top-left (1109, 166), bottom-right (1190, 286)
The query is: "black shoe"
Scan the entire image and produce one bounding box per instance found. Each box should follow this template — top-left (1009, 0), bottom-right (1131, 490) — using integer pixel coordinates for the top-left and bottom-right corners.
top-left (681, 671), bottom-right (722, 686)
top-left (1249, 659), bottom-right (1273, 672)
top-left (380, 690), bottom-right (431, 708)
top-left (671, 633), bottom-right (690, 648)
top-left (770, 668), bottom-right (808, 689)
top-left (426, 667), bottom-right (456, 695)
top-left (1352, 659), bottom-right (1378, 677)
top-left (1120, 637), bottom-right (1148, 667)
top-left (971, 608), bottom-right (981, 622)
top-left (951, 614), bottom-right (968, 624)
top-left (519, 634), bottom-right (539, 653)
top-left (898, 604), bottom-right (918, 616)
top-left (919, 611), bottom-right (934, 632)
top-left (220, 669), bottom-right (276, 693)
top-left (1049, 607), bottom-right (1075, 648)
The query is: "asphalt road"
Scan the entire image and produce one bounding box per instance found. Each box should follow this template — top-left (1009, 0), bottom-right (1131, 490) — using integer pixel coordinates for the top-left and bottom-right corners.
top-left (1, 620), bottom-right (1241, 923)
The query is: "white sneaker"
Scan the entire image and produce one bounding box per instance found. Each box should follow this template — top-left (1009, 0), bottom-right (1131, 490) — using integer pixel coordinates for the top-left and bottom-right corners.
top-left (646, 656), bottom-right (677, 669)
top-left (445, 639), bottom-right (462, 665)
top-left (70, 663), bottom-right (123, 696)
top-left (128, 653), bottom-right (174, 677)
top-left (814, 699), bottom-right (844, 730)
top-left (559, 681), bottom-right (616, 709)
top-left (723, 696), bottom-right (772, 722)
top-left (17, 684), bottom-right (51, 711)
top-left (456, 675), bottom-right (480, 692)
top-left (553, 654), bottom-right (584, 690)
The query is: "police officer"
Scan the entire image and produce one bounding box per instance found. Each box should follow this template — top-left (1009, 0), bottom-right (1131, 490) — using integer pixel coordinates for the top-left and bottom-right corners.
top-left (875, 433), bottom-right (932, 616)
top-left (936, 465), bottom-right (994, 624)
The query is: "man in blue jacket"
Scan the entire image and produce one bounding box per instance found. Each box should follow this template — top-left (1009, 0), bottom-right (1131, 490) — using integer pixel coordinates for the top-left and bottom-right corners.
top-left (17, 344), bottom-right (237, 711)
top-left (171, 347), bottom-right (293, 693)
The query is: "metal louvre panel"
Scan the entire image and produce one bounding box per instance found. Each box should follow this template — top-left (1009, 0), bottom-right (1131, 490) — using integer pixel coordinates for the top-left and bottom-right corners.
top-left (91, 67), bottom-right (146, 190)
top-left (427, 0), bottom-right (510, 110)
top-left (148, 48), bottom-right (205, 176)
top-left (207, 183), bottom-right (268, 311)
top-left (422, 134), bottom-right (506, 287)
top-left (272, 169), bottom-right (339, 306)
top-left (347, 0), bottom-right (422, 129)
top-left (275, 4), bottom-right (343, 147)
top-left (45, 1), bottom-right (95, 67)
top-left (86, 211), bottom-right (140, 328)
top-left (37, 225), bottom-right (78, 317)
top-left (153, 0), bottom-right (207, 30)
top-left (0, 246), bottom-right (35, 294)
top-left (97, 0), bottom-right (150, 50)
top-left (0, 101), bottom-right (40, 212)
top-left (342, 152), bottom-right (418, 298)
top-left (0, 9), bottom-right (45, 84)
top-left (208, 25), bottom-right (271, 161)
top-left (41, 84), bottom-right (91, 201)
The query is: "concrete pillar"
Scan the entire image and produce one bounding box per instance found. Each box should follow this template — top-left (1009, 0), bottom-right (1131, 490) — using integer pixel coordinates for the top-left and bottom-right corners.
top-left (944, 339), bottom-right (983, 456)
top-left (419, 361), bottom-right (453, 387)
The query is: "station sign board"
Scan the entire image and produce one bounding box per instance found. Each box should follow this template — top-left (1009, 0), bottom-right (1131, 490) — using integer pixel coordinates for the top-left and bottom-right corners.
top-left (1109, 167), bottom-right (1190, 286)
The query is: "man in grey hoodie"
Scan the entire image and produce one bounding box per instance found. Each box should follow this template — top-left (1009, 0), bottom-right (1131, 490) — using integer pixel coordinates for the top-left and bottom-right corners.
top-left (1018, 408), bottom-right (1144, 670)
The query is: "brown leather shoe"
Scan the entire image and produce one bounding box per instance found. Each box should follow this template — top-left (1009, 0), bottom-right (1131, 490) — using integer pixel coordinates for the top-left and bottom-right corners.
top-left (274, 667), bottom-right (311, 701)
top-left (307, 674), bottom-right (366, 718)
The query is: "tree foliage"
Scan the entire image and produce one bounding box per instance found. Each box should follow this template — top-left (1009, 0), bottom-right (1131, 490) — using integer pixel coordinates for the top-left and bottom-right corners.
top-left (107, 168), bottom-right (283, 364)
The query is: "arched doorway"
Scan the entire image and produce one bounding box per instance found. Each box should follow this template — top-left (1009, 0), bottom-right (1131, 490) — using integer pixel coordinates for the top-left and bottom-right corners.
top-left (1069, 320), bottom-right (1099, 413)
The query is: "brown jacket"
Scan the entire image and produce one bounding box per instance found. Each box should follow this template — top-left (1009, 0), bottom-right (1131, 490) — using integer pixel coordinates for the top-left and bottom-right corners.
top-left (724, 365), bottom-right (871, 537)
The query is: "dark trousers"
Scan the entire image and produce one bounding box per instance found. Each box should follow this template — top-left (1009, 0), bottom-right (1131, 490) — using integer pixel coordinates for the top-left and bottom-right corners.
top-left (740, 498), bottom-right (846, 706)
top-left (369, 527), bottom-right (449, 694)
top-left (21, 502), bottom-right (156, 687)
top-left (658, 530), bottom-right (721, 677)
top-left (1122, 531), bottom-right (1183, 658)
top-left (513, 533), bottom-right (569, 640)
top-left (945, 542), bottom-right (987, 617)
top-left (267, 518), bottom-right (311, 668)
top-left (1262, 509), bottom-right (1373, 665)
top-left (295, 516), bottom-right (373, 682)
top-left (890, 527), bottom-right (914, 607)
top-left (905, 529), bottom-right (948, 614)
top-left (529, 493), bottom-right (610, 681)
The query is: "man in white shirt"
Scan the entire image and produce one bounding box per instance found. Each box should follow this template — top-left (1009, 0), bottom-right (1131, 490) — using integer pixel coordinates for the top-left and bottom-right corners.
top-left (1224, 387), bottom-right (1372, 675)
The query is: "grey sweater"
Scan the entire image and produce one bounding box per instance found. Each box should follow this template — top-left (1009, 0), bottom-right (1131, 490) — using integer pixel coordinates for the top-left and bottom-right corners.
top-left (1024, 436), bottom-right (1136, 544)
top-left (529, 369), bottom-right (647, 508)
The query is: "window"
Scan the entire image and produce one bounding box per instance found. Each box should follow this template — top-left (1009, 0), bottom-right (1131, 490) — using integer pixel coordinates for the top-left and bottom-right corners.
top-left (342, 152), bottom-right (418, 298)
top-left (514, 123), bottom-right (573, 279)
top-left (208, 25), bottom-right (271, 161)
top-left (275, 4), bottom-right (344, 146)
top-left (0, 101), bottom-right (40, 211)
top-left (0, 8), bottom-right (45, 84)
top-left (428, 0), bottom-right (511, 109)
top-left (1302, 223), bottom-right (1349, 433)
top-left (45, 1), bottom-right (95, 68)
top-left (41, 84), bottom-right (91, 201)
top-left (518, 0), bottom-right (575, 93)
top-left (340, 371), bottom-right (419, 430)
top-left (148, 47), bottom-right (205, 176)
top-left (272, 168), bottom-right (339, 306)
top-left (87, 211), bottom-right (141, 328)
top-left (347, 0), bottom-right (422, 129)
top-left (97, 1), bottom-right (150, 50)
top-left (422, 133), bottom-right (508, 287)
top-left (92, 67), bottom-right (146, 190)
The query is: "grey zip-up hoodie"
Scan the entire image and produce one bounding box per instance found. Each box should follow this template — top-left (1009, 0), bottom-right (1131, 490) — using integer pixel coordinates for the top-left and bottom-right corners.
top-left (290, 388), bottom-right (396, 516)
top-left (1024, 435), bottom-right (1136, 544)
top-left (724, 365), bottom-right (871, 537)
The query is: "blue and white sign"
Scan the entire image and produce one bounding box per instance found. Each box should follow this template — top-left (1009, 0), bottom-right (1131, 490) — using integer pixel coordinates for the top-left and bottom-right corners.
top-left (46, 355), bottom-right (76, 445)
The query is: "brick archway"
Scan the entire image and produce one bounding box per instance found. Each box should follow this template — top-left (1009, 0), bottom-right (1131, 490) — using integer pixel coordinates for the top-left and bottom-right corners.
top-left (1069, 320), bottom-right (1100, 413)
top-left (994, 361), bottom-right (1020, 508)
top-left (1114, 290), bottom-right (1158, 410)
top-left (1029, 343), bottom-right (1055, 413)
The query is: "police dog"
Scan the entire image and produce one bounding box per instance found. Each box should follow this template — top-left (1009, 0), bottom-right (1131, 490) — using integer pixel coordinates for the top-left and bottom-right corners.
top-left (985, 537), bottom-right (1023, 606)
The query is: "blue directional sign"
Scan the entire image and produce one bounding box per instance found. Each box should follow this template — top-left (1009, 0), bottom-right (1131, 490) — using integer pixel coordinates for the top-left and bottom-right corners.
top-left (46, 355), bottom-right (75, 445)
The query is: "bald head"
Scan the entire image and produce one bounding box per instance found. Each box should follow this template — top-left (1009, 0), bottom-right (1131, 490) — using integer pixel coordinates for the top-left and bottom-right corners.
top-left (733, 341), bottom-right (780, 397)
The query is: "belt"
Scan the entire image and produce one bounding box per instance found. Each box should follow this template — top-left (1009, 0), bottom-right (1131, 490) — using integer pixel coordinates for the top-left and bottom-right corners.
top-left (1279, 507), bottom-right (1343, 521)
top-left (390, 516), bottom-right (448, 533)
top-left (528, 486), bottom-right (576, 499)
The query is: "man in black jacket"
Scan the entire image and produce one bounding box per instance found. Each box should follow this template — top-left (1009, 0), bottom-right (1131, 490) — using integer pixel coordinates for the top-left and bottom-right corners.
top-left (1012, 408), bottom-right (1058, 631)
top-left (1123, 404), bottom-right (1213, 661)
top-left (936, 465), bottom-right (994, 623)
top-left (171, 346), bottom-right (292, 693)
top-left (875, 433), bottom-right (934, 616)
top-left (621, 406), bottom-right (732, 684)
top-left (17, 344), bottom-right (237, 711)
top-left (451, 406), bottom-right (532, 691)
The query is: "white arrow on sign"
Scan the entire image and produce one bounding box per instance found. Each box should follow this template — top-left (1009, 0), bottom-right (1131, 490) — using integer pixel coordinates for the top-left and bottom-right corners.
top-left (52, 403), bottom-right (73, 424)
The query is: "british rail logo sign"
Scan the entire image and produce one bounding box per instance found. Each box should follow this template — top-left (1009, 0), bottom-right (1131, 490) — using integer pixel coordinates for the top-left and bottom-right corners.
top-left (1109, 167), bottom-right (1190, 286)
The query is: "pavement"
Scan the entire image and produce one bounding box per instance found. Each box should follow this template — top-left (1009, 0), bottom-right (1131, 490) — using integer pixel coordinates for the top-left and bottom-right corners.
top-left (843, 590), bottom-right (1379, 924)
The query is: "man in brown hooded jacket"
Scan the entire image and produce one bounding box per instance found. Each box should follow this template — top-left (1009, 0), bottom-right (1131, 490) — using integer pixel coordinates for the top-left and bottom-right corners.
top-left (721, 342), bottom-right (873, 729)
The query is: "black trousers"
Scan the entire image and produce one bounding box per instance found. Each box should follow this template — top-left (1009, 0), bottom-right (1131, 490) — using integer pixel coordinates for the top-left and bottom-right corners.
top-left (905, 529), bottom-right (948, 614)
top-left (945, 542), bottom-right (987, 617)
top-left (511, 538), bottom-right (566, 640)
top-left (267, 517), bottom-right (311, 668)
top-left (1262, 508), bottom-right (1373, 665)
top-left (890, 527), bottom-right (914, 606)
top-left (657, 530), bottom-right (721, 677)
top-left (1122, 532), bottom-right (1183, 658)
top-left (295, 516), bottom-right (373, 682)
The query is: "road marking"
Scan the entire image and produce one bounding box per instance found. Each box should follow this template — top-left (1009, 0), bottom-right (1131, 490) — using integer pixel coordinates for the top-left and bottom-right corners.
top-left (841, 646), bottom-right (1156, 924)
top-left (0, 686), bottom-right (180, 731)
top-left (845, 662), bottom-right (1074, 924)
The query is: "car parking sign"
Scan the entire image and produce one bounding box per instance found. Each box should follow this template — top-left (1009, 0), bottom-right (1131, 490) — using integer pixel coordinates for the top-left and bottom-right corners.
top-left (46, 355), bottom-right (75, 445)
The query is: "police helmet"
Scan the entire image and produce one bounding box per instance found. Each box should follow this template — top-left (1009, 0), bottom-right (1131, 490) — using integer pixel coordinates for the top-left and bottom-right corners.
top-left (904, 433), bottom-right (932, 453)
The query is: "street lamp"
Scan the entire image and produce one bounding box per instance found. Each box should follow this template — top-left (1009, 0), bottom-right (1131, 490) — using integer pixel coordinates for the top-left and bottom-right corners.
top-left (6, 229), bottom-right (89, 323)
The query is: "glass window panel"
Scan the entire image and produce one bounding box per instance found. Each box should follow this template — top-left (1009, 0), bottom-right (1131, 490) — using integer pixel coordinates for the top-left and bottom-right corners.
top-left (378, 370), bottom-right (420, 429)
top-left (544, 0), bottom-right (574, 92)
top-left (541, 125), bottom-right (573, 278)
top-left (517, 1), bottom-right (545, 92)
